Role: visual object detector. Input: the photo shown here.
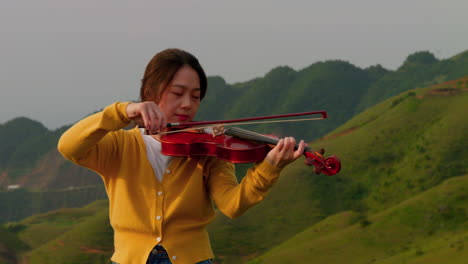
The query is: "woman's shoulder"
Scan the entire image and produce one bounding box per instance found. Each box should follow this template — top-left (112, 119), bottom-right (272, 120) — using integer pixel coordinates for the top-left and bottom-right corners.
top-left (109, 126), bottom-right (144, 144)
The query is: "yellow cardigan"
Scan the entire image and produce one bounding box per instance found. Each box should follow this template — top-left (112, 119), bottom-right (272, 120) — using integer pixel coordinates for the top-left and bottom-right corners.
top-left (58, 102), bottom-right (282, 264)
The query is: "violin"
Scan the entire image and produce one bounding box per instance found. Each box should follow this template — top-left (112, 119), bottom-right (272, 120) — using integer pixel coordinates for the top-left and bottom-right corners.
top-left (144, 111), bottom-right (341, 176)
top-left (159, 126), bottom-right (341, 176)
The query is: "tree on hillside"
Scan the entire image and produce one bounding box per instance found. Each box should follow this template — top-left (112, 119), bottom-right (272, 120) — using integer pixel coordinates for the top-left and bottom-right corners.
top-left (403, 51), bottom-right (438, 66)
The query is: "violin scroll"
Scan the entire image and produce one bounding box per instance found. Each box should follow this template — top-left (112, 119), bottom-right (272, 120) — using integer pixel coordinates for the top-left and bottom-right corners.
top-left (304, 149), bottom-right (341, 176)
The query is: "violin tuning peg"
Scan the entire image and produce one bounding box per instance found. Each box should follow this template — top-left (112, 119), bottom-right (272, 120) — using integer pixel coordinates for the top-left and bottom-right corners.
top-left (319, 148), bottom-right (325, 155)
top-left (304, 158), bottom-right (314, 166)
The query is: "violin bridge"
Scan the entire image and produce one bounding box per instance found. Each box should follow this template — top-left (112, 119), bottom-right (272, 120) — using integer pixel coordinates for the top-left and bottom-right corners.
top-left (193, 127), bottom-right (206, 134)
top-left (212, 125), bottom-right (225, 137)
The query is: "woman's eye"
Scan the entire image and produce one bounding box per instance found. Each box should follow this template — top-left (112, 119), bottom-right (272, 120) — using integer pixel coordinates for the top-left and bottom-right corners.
top-left (172, 92), bottom-right (183, 96)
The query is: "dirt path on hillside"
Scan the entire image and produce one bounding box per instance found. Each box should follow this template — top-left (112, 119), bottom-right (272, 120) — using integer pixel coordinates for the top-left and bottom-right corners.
top-left (80, 245), bottom-right (112, 254)
top-left (318, 126), bottom-right (358, 141)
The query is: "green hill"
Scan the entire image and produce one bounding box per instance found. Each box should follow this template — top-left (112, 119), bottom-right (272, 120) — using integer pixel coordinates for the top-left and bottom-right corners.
top-left (0, 120), bottom-right (101, 191)
top-left (0, 186), bottom-right (106, 224)
top-left (0, 226), bottom-right (29, 264)
top-left (251, 175), bottom-right (468, 264)
top-left (356, 50), bottom-right (468, 112)
top-left (315, 77), bottom-right (468, 212)
top-left (3, 200), bottom-right (112, 264)
top-left (0, 117), bottom-right (48, 181)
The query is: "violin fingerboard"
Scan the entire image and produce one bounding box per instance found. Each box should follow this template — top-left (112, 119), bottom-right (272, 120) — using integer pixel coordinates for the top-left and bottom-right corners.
top-left (224, 127), bottom-right (312, 153)
top-left (224, 127), bottom-right (278, 145)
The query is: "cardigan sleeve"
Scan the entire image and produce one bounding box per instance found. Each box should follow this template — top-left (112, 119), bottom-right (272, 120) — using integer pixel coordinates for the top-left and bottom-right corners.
top-left (205, 158), bottom-right (282, 218)
top-left (57, 102), bottom-right (132, 176)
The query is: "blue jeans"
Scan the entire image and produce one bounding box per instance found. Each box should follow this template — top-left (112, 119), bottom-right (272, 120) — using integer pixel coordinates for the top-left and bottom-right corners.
top-left (111, 245), bottom-right (213, 264)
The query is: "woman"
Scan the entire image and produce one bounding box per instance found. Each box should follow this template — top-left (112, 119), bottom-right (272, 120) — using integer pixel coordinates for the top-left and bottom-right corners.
top-left (58, 48), bottom-right (305, 264)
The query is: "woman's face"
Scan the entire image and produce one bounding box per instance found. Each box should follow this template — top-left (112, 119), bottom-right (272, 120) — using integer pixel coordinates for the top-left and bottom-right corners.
top-left (158, 65), bottom-right (201, 123)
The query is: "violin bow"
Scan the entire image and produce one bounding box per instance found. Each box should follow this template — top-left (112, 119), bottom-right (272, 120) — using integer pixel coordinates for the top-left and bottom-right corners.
top-left (140, 111), bottom-right (327, 135)
top-left (166, 110), bottom-right (327, 129)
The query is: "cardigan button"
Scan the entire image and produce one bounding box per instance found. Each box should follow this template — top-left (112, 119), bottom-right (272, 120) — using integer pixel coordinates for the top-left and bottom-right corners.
top-left (165, 169), bottom-right (171, 174)
top-left (172, 256), bottom-right (177, 260)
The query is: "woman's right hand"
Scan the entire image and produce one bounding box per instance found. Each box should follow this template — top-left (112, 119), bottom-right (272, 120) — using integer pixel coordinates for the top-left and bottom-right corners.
top-left (126, 102), bottom-right (166, 134)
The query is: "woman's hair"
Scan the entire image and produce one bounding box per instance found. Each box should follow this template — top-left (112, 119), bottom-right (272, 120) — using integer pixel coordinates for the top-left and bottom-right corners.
top-left (140, 48), bottom-right (207, 103)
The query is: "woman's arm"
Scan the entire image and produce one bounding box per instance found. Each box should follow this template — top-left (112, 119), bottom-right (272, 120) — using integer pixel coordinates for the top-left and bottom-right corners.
top-left (206, 137), bottom-right (305, 218)
top-left (57, 102), bottom-right (132, 173)
top-left (205, 159), bottom-right (282, 219)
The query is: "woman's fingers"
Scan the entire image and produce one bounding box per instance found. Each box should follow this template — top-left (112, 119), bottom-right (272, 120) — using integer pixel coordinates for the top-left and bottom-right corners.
top-left (275, 138), bottom-right (285, 152)
top-left (146, 102), bottom-right (167, 133)
top-left (126, 102), bottom-right (167, 133)
top-left (282, 137), bottom-right (297, 158)
top-left (139, 106), bottom-right (151, 131)
top-left (156, 107), bottom-right (167, 131)
top-left (294, 140), bottom-right (305, 159)
top-left (265, 137), bottom-right (305, 168)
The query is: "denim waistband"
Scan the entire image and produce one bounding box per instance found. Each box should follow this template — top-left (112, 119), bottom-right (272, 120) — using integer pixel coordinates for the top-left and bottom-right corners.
top-left (149, 244), bottom-right (168, 260)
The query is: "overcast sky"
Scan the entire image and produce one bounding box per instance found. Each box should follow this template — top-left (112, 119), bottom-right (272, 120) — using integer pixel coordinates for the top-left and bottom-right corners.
top-left (1, 0), bottom-right (467, 130)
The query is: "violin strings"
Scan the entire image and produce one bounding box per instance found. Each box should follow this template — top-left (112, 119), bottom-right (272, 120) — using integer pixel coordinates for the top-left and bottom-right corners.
top-left (153, 117), bottom-right (324, 136)
top-left (224, 126), bottom-right (312, 152)
top-left (224, 126), bottom-right (279, 144)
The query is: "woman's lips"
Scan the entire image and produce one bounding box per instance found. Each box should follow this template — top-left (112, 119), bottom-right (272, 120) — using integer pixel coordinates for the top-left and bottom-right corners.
top-left (176, 114), bottom-right (189, 121)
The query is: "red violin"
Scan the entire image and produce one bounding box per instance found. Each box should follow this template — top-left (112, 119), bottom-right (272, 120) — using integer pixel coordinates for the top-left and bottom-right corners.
top-left (146, 111), bottom-right (341, 176)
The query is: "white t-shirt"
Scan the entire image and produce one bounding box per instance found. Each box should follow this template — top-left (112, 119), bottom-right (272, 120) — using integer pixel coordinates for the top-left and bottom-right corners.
top-left (140, 129), bottom-right (172, 182)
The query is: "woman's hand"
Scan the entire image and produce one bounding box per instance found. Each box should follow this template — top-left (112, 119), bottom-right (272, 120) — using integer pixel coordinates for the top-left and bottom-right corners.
top-left (265, 137), bottom-right (305, 169)
top-left (126, 102), bottom-right (166, 134)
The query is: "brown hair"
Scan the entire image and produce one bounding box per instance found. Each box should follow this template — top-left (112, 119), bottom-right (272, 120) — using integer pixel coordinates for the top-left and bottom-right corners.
top-left (140, 48), bottom-right (207, 103)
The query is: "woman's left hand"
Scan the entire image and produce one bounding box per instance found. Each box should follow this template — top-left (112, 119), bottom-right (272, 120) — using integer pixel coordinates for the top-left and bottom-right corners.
top-left (265, 137), bottom-right (305, 169)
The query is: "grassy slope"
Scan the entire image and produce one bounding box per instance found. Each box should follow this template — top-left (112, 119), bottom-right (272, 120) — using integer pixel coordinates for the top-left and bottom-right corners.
top-left (251, 175), bottom-right (468, 264)
top-left (0, 227), bottom-right (29, 264)
top-left (315, 79), bottom-right (468, 211)
top-left (16, 200), bottom-right (112, 264)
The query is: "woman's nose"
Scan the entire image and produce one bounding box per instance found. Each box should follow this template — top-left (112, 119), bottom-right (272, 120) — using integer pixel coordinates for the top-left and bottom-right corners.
top-left (181, 94), bottom-right (192, 109)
